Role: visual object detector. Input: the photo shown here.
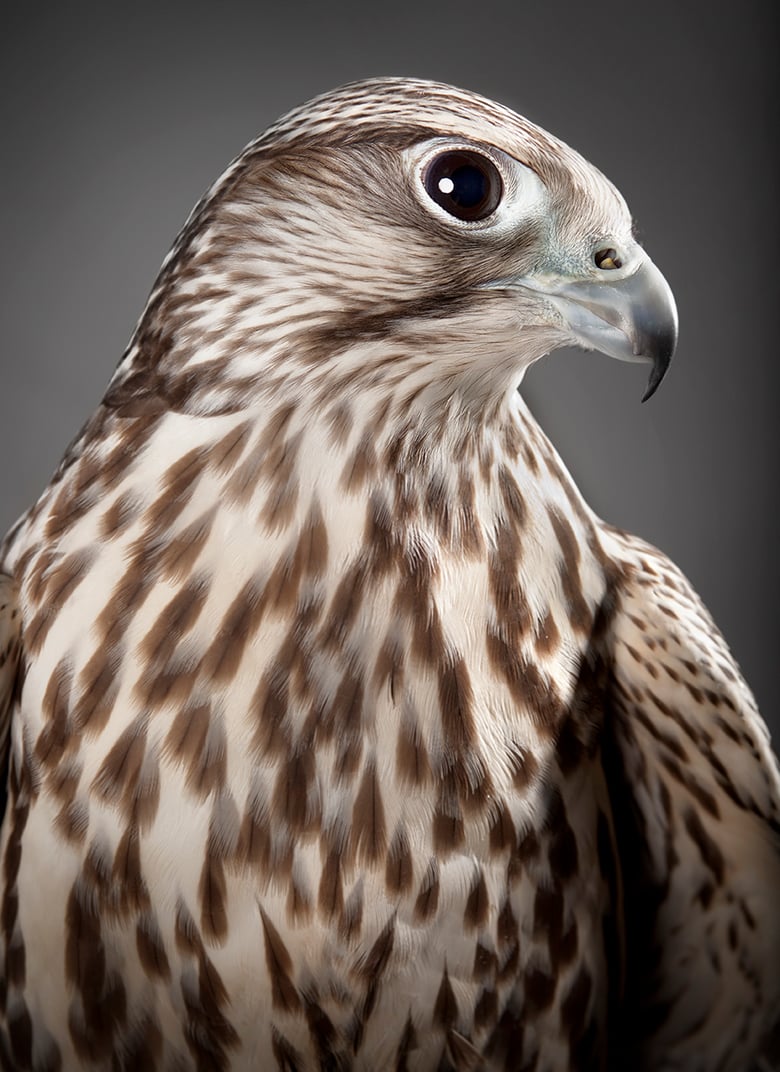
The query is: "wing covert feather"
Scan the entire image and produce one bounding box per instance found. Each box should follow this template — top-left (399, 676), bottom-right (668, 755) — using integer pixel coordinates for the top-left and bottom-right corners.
top-left (601, 526), bottom-right (780, 1072)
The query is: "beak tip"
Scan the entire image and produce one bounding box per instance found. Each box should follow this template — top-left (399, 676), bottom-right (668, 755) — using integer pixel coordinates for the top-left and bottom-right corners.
top-left (640, 341), bottom-right (675, 402)
top-left (641, 377), bottom-right (660, 403)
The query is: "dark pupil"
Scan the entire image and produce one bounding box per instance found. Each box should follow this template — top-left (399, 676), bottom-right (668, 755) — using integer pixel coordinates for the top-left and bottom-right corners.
top-left (425, 151), bottom-right (502, 221)
top-left (445, 164), bottom-right (487, 208)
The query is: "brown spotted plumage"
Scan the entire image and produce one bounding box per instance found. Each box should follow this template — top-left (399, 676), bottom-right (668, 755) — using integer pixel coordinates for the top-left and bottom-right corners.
top-left (0, 77), bottom-right (778, 1071)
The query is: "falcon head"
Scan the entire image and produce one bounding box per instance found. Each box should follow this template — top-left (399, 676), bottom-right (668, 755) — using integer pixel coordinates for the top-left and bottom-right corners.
top-left (117, 78), bottom-right (677, 418)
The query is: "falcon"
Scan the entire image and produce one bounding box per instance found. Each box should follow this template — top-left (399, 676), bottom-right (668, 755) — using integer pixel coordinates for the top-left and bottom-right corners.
top-left (0, 78), bottom-right (777, 1072)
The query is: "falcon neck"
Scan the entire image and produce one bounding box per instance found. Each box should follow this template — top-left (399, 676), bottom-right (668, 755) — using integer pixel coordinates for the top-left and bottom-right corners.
top-left (229, 365), bottom-right (611, 635)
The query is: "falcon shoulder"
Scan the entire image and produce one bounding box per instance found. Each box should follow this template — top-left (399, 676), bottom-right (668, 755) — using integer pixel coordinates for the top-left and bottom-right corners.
top-left (0, 574), bottom-right (21, 789)
top-left (600, 525), bottom-right (780, 1071)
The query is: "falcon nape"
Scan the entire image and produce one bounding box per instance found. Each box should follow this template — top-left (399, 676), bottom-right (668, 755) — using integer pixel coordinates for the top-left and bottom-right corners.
top-left (0, 78), bottom-right (777, 1072)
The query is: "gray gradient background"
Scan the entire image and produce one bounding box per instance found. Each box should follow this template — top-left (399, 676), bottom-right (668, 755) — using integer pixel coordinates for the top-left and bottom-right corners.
top-left (1, 4), bottom-right (777, 735)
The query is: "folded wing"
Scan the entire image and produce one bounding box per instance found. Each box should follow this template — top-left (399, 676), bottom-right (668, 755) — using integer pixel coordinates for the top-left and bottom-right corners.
top-left (601, 527), bottom-right (780, 1072)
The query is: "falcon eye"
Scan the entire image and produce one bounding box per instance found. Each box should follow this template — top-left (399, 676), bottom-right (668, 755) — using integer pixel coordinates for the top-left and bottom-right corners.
top-left (595, 247), bottom-right (622, 270)
top-left (423, 150), bottom-right (503, 222)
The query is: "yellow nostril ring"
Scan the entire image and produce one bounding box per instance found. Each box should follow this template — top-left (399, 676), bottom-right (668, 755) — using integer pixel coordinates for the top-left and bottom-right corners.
top-left (595, 247), bottom-right (622, 270)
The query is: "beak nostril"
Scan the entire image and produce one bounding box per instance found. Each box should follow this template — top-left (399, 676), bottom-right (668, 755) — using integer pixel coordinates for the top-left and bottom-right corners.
top-left (595, 247), bottom-right (622, 270)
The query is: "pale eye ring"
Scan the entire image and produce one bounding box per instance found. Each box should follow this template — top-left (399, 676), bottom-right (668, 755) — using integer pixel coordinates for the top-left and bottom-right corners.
top-left (422, 150), bottom-right (503, 222)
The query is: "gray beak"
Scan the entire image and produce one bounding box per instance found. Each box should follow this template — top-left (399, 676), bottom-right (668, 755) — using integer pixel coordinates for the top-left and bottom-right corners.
top-left (538, 256), bottom-right (678, 401)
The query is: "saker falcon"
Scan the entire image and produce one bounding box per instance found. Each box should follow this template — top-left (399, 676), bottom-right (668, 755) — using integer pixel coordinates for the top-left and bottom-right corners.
top-left (0, 78), bottom-right (778, 1072)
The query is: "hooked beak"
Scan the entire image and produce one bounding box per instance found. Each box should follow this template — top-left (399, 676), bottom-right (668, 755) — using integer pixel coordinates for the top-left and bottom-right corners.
top-left (526, 254), bottom-right (678, 401)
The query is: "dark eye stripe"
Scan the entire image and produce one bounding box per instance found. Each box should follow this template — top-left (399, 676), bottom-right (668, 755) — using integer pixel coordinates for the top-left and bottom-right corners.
top-left (423, 150), bottom-right (503, 222)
